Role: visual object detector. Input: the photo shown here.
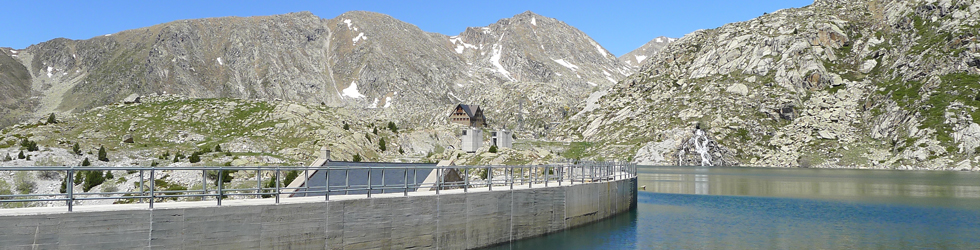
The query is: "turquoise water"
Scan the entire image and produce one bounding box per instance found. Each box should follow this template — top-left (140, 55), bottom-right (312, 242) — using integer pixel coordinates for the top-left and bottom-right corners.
top-left (485, 166), bottom-right (980, 249)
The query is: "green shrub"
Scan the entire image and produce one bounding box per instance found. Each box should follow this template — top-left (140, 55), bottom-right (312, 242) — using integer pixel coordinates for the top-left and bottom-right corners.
top-left (372, 127), bottom-right (378, 135)
top-left (173, 152), bottom-right (184, 162)
top-left (283, 170), bottom-right (300, 186)
top-left (20, 138), bottom-right (38, 151)
top-left (105, 170), bottom-right (114, 179)
top-left (60, 177), bottom-right (67, 193)
top-left (214, 144), bottom-right (222, 152)
top-left (379, 137), bottom-right (387, 151)
top-left (489, 145), bottom-right (498, 153)
top-left (398, 147), bottom-right (404, 154)
top-left (72, 142), bottom-right (81, 155)
top-left (82, 171), bottom-right (105, 192)
top-left (2, 153), bottom-right (9, 161)
top-left (207, 170), bottom-right (236, 186)
top-left (343, 123), bottom-right (350, 130)
top-left (17, 150), bottom-right (25, 159)
top-left (81, 157), bottom-right (91, 166)
top-left (98, 145), bottom-right (108, 162)
top-left (388, 121), bottom-right (398, 133)
top-left (352, 154), bottom-right (362, 162)
top-left (73, 171), bottom-right (83, 185)
top-left (46, 113), bottom-right (57, 124)
top-left (188, 152), bottom-right (201, 163)
top-left (14, 172), bottom-right (36, 194)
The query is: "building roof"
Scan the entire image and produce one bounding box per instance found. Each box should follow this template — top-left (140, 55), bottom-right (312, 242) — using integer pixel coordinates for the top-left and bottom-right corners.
top-left (456, 104), bottom-right (481, 118)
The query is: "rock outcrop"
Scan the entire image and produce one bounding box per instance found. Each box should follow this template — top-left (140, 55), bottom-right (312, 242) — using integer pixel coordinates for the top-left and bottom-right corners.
top-left (565, 0), bottom-right (980, 170)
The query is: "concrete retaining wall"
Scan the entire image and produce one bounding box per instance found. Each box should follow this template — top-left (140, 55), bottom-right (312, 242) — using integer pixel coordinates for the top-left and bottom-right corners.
top-left (0, 178), bottom-right (636, 249)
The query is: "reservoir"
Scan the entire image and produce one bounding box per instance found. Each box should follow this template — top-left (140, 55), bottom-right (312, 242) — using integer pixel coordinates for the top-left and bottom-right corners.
top-left (485, 166), bottom-right (980, 249)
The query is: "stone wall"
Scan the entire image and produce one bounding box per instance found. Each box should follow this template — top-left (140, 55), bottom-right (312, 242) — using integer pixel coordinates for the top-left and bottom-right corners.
top-left (0, 178), bottom-right (636, 249)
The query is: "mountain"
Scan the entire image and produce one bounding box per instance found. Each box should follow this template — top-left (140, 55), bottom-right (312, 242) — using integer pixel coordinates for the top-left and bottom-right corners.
top-left (619, 36), bottom-right (676, 67)
top-left (0, 11), bottom-right (633, 135)
top-left (564, 0), bottom-right (980, 170)
top-left (0, 48), bottom-right (33, 128)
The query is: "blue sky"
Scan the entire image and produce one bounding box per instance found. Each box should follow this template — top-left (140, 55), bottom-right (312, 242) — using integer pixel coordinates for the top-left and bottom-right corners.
top-left (1, 0), bottom-right (813, 56)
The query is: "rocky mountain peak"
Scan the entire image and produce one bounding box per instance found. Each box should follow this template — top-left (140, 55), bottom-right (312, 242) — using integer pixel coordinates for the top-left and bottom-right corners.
top-left (619, 36), bottom-right (677, 67)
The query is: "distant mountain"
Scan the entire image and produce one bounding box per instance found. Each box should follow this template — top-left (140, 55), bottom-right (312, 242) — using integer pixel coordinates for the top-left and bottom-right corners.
top-left (619, 36), bottom-right (676, 67)
top-left (0, 11), bottom-right (635, 133)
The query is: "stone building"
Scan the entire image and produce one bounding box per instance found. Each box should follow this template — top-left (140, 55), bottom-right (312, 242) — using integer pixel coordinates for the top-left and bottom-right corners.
top-left (449, 104), bottom-right (485, 128)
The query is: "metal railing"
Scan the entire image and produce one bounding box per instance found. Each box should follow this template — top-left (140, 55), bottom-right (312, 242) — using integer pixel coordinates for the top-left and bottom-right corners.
top-left (0, 161), bottom-right (635, 212)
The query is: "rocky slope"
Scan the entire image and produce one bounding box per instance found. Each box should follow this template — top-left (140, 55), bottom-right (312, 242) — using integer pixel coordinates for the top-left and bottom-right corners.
top-left (619, 36), bottom-right (677, 67)
top-left (0, 48), bottom-right (33, 128)
top-left (564, 0), bottom-right (980, 171)
top-left (1, 11), bottom-right (633, 136)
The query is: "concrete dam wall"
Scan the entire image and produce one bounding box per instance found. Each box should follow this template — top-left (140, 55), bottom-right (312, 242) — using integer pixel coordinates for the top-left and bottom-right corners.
top-left (0, 178), bottom-right (636, 249)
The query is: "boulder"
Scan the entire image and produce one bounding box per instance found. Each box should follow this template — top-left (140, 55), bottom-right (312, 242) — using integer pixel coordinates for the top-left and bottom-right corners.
top-left (859, 59), bottom-right (877, 74)
top-left (123, 94), bottom-right (141, 104)
top-left (725, 83), bottom-right (749, 96)
top-left (122, 134), bottom-right (135, 143)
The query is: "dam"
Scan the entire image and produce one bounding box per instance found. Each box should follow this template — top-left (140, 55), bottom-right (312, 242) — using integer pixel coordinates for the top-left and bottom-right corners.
top-left (0, 161), bottom-right (636, 249)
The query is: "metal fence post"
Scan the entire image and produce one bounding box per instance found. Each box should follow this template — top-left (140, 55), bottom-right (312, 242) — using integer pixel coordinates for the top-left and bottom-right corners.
top-left (139, 169), bottom-right (145, 204)
top-left (149, 168), bottom-right (155, 209)
top-left (217, 167), bottom-right (223, 206)
top-left (488, 166), bottom-right (493, 191)
top-left (464, 166), bottom-right (468, 193)
top-left (67, 167), bottom-right (74, 212)
top-left (202, 169), bottom-right (208, 200)
top-left (404, 168), bottom-right (409, 196)
top-left (367, 167), bottom-right (372, 198)
top-left (435, 167), bottom-right (440, 195)
top-left (275, 167), bottom-right (280, 204)
top-left (509, 166), bottom-right (514, 190)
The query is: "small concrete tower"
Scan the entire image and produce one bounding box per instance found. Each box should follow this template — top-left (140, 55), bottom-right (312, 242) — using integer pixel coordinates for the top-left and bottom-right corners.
top-left (461, 128), bottom-right (482, 153)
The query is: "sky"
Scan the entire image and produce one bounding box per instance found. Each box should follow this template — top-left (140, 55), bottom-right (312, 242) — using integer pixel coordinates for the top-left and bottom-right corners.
top-left (0, 0), bottom-right (814, 57)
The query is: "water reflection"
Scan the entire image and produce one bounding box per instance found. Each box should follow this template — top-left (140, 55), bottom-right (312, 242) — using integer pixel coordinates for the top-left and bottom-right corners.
top-left (640, 166), bottom-right (980, 208)
top-left (485, 166), bottom-right (980, 249)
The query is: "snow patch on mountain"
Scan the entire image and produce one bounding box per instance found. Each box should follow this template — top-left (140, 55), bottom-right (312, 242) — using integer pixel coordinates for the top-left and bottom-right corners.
top-left (553, 59), bottom-right (579, 71)
top-left (353, 32), bottom-right (367, 43)
top-left (341, 81), bottom-right (366, 98)
top-left (634, 55), bottom-right (647, 63)
top-left (490, 44), bottom-right (514, 81)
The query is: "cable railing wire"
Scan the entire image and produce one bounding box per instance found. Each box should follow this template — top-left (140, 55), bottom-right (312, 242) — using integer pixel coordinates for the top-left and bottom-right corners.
top-left (0, 160), bottom-right (635, 212)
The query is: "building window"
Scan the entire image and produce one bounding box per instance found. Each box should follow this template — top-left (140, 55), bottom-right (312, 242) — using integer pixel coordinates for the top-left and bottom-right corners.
top-left (462, 130), bottom-right (467, 135)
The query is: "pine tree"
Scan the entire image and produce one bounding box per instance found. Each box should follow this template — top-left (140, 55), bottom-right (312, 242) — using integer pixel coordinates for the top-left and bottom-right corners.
top-left (214, 144), bottom-right (222, 152)
top-left (352, 154), bottom-right (362, 162)
top-left (46, 113), bottom-right (57, 124)
top-left (72, 142), bottom-right (81, 155)
top-left (398, 147), bottom-right (404, 154)
top-left (372, 127), bottom-right (378, 135)
top-left (188, 152), bottom-right (201, 163)
top-left (60, 177), bottom-right (68, 193)
top-left (379, 137), bottom-right (386, 151)
top-left (98, 145), bottom-right (108, 162)
top-left (17, 150), bottom-right (25, 159)
top-left (343, 123), bottom-right (350, 130)
top-left (81, 157), bottom-right (91, 166)
top-left (3, 153), bottom-right (10, 161)
top-left (105, 170), bottom-right (114, 179)
top-left (73, 171), bottom-right (83, 185)
top-left (388, 121), bottom-right (398, 133)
